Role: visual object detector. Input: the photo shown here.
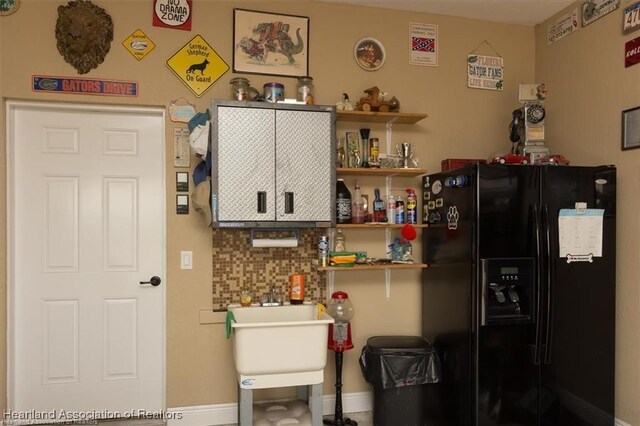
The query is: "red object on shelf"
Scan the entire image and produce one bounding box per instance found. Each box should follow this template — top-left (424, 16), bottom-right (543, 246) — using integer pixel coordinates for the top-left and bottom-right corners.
top-left (441, 158), bottom-right (488, 171)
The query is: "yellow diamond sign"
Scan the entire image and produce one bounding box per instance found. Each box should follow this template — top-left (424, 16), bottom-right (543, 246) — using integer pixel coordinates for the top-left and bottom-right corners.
top-left (123, 29), bottom-right (155, 61)
top-left (166, 35), bottom-right (229, 98)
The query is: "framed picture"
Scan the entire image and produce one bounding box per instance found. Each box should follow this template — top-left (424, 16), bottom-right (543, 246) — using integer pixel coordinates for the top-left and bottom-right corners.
top-left (0, 0), bottom-right (20, 16)
top-left (622, 106), bottom-right (640, 150)
top-left (233, 8), bottom-right (309, 78)
top-left (354, 37), bottom-right (386, 71)
top-left (345, 131), bottom-right (360, 167)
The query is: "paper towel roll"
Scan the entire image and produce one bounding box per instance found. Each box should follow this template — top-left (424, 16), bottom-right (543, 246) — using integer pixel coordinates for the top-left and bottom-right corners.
top-left (251, 237), bottom-right (298, 248)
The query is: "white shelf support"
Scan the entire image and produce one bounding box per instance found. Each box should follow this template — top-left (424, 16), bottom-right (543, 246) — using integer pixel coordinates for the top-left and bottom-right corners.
top-left (327, 270), bottom-right (335, 300)
top-left (385, 117), bottom-right (398, 155)
top-left (385, 269), bottom-right (391, 300)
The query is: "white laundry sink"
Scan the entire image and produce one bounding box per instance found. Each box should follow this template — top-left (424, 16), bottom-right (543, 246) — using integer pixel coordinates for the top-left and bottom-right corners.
top-left (228, 304), bottom-right (334, 389)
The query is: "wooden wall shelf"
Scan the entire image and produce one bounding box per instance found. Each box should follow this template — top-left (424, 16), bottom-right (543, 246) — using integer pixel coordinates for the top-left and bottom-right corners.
top-left (336, 110), bottom-right (427, 124)
top-left (337, 167), bottom-right (428, 176)
top-left (318, 263), bottom-right (428, 272)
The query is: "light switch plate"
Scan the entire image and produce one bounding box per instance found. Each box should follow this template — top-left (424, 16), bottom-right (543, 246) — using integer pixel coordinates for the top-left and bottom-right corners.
top-left (181, 251), bottom-right (193, 270)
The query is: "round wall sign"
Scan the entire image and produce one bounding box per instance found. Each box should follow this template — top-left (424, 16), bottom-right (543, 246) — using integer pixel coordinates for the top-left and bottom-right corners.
top-left (354, 37), bottom-right (386, 71)
top-left (0, 0), bottom-right (20, 16)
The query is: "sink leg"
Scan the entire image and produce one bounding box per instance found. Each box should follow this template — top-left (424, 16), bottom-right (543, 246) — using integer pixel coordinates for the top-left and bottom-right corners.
top-left (238, 385), bottom-right (253, 426)
top-left (310, 383), bottom-right (323, 426)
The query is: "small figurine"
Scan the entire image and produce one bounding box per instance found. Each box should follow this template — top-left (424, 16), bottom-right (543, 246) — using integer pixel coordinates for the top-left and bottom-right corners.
top-left (336, 93), bottom-right (354, 111)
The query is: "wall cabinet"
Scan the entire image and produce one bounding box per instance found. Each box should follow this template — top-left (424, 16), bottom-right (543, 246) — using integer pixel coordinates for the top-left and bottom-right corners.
top-left (211, 100), bottom-right (336, 228)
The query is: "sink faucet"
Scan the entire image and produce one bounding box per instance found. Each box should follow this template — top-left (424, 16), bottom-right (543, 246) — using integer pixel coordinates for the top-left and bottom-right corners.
top-left (261, 286), bottom-right (282, 306)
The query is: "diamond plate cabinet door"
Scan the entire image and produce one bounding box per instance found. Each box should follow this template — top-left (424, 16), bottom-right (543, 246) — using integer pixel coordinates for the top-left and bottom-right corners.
top-left (211, 100), bottom-right (336, 228)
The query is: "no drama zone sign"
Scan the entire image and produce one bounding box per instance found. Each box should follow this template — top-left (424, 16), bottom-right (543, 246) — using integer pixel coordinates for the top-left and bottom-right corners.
top-left (153, 0), bottom-right (192, 31)
top-left (166, 35), bottom-right (229, 97)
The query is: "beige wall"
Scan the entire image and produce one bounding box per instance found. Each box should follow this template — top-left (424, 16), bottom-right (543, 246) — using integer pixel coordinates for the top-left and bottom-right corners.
top-left (0, 0), bottom-right (536, 413)
top-left (536, 4), bottom-right (639, 424)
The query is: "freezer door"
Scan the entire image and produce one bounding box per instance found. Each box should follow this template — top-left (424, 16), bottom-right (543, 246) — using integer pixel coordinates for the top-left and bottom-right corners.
top-left (476, 165), bottom-right (539, 426)
top-left (539, 166), bottom-right (616, 426)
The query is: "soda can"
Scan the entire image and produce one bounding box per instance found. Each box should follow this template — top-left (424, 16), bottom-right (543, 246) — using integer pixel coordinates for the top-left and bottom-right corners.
top-left (318, 236), bottom-right (329, 267)
top-left (395, 200), bottom-right (405, 224)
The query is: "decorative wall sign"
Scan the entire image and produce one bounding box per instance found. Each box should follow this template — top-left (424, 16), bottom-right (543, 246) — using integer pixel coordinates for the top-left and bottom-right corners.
top-left (233, 9), bottom-right (309, 77)
top-left (32, 75), bottom-right (138, 97)
top-left (123, 29), bottom-right (155, 61)
top-left (166, 34), bottom-right (229, 97)
top-left (548, 8), bottom-right (579, 44)
top-left (0, 0), bottom-right (20, 16)
top-left (409, 22), bottom-right (438, 67)
top-left (354, 37), bottom-right (386, 71)
top-left (622, 106), bottom-right (640, 150)
top-left (582, 0), bottom-right (619, 27)
top-left (153, 0), bottom-right (192, 31)
top-left (467, 55), bottom-right (504, 91)
top-left (624, 35), bottom-right (640, 67)
top-left (55, 0), bottom-right (113, 75)
top-left (623, 1), bottom-right (640, 33)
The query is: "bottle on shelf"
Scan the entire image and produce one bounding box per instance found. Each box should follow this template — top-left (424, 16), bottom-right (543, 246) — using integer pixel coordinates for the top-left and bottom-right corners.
top-left (373, 188), bottom-right (387, 222)
top-left (359, 128), bottom-right (370, 168)
top-left (336, 179), bottom-right (352, 224)
top-left (395, 196), bottom-right (405, 224)
top-left (351, 180), bottom-right (365, 224)
top-left (406, 188), bottom-right (418, 224)
top-left (334, 228), bottom-right (346, 252)
top-left (387, 195), bottom-right (396, 224)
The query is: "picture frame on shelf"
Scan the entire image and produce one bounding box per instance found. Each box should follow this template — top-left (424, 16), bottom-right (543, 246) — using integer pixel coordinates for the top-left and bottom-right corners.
top-left (345, 131), bottom-right (360, 167)
top-left (232, 8), bottom-right (309, 78)
top-left (354, 37), bottom-right (386, 71)
top-left (622, 106), bottom-right (640, 150)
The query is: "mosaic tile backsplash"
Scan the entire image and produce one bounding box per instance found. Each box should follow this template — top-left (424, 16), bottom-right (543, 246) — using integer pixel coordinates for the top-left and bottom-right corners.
top-left (212, 228), bottom-right (326, 310)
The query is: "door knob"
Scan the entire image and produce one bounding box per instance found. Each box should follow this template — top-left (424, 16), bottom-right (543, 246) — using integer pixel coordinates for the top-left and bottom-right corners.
top-left (139, 276), bottom-right (161, 286)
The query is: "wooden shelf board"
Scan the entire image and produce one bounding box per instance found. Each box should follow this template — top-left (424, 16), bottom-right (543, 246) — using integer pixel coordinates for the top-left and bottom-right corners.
top-left (337, 167), bottom-right (428, 177)
top-left (318, 263), bottom-right (428, 272)
top-left (337, 223), bottom-right (428, 229)
top-left (336, 110), bottom-right (427, 124)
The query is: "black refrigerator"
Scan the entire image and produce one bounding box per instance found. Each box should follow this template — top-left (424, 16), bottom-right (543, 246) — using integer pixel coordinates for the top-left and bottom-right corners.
top-left (421, 164), bottom-right (616, 426)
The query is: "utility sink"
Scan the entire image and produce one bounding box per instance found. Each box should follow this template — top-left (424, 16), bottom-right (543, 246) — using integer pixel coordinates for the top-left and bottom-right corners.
top-left (228, 304), bottom-right (334, 389)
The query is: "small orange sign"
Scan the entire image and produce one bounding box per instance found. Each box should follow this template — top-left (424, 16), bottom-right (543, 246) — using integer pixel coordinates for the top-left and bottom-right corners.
top-left (123, 29), bottom-right (155, 61)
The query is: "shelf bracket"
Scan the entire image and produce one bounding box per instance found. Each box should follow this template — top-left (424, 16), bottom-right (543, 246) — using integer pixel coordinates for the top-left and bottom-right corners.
top-left (385, 269), bottom-right (391, 300)
top-left (327, 270), bottom-right (335, 300)
top-left (385, 117), bottom-right (398, 155)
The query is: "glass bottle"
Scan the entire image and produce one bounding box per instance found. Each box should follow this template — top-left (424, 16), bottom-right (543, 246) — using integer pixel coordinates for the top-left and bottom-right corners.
top-left (230, 77), bottom-right (250, 100)
top-left (334, 228), bottom-right (346, 252)
top-left (296, 76), bottom-right (314, 103)
top-left (336, 179), bottom-right (352, 224)
top-left (351, 180), bottom-right (365, 224)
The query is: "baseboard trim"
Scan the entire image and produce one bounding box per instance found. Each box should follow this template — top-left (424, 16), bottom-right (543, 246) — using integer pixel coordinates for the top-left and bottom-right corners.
top-left (167, 391), bottom-right (372, 425)
top-left (616, 418), bottom-right (632, 426)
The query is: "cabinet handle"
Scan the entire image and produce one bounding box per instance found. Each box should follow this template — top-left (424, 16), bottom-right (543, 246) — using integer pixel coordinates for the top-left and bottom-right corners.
top-left (257, 191), bottom-right (267, 214)
top-left (285, 192), bottom-right (294, 214)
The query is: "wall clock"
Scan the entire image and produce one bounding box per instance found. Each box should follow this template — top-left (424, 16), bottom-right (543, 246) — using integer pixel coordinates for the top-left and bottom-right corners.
top-left (0, 0), bottom-right (20, 16)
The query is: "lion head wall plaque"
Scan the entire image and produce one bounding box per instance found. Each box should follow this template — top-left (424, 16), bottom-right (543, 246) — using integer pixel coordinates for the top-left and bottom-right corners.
top-left (55, 0), bottom-right (113, 74)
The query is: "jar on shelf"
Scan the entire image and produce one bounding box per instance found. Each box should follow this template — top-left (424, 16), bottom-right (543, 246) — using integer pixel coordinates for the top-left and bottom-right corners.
top-left (263, 82), bottom-right (284, 102)
top-left (296, 76), bottom-right (314, 104)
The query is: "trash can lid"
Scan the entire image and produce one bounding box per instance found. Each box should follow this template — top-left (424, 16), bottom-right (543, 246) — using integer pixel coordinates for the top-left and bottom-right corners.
top-left (366, 335), bottom-right (434, 355)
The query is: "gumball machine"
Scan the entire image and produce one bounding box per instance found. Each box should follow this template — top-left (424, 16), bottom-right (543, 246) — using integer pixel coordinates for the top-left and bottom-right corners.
top-left (324, 291), bottom-right (357, 426)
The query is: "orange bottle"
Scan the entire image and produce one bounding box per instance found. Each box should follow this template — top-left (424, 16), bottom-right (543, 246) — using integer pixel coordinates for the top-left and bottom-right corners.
top-left (289, 274), bottom-right (305, 305)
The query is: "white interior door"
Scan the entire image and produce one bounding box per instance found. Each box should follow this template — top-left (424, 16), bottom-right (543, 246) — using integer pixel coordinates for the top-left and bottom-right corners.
top-left (7, 101), bottom-right (166, 415)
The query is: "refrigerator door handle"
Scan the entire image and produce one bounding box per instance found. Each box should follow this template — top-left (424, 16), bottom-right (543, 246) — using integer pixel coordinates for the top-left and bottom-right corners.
top-left (533, 204), bottom-right (543, 366)
top-left (543, 204), bottom-right (554, 364)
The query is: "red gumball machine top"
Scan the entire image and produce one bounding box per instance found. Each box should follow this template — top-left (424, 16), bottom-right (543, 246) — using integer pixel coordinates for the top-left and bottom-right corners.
top-left (327, 291), bottom-right (354, 352)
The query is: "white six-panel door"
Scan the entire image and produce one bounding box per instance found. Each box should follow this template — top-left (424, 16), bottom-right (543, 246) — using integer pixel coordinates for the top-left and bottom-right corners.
top-left (7, 101), bottom-right (165, 415)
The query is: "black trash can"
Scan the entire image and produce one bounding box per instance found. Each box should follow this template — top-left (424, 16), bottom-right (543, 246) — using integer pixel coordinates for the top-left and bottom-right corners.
top-left (359, 335), bottom-right (442, 426)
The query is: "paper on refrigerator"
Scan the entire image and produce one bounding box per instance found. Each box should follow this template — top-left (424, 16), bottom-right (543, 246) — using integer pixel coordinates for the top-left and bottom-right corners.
top-left (558, 209), bottom-right (604, 261)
